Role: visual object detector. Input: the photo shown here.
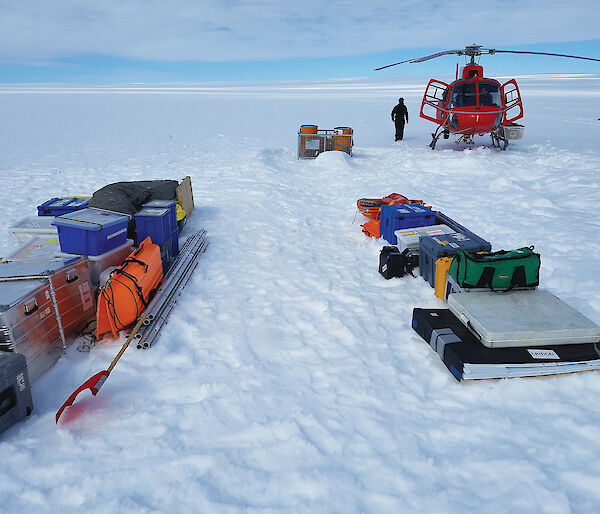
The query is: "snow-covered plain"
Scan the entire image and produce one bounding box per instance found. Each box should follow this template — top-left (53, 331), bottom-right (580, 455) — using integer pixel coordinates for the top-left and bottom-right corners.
top-left (1, 74), bottom-right (600, 513)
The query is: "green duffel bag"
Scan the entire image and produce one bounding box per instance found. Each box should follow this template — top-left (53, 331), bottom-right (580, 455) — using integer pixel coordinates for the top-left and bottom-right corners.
top-left (448, 246), bottom-right (540, 292)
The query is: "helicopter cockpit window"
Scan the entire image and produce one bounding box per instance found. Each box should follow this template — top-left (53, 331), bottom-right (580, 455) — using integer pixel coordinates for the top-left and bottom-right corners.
top-left (449, 84), bottom-right (476, 108)
top-left (479, 83), bottom-right (501, 107)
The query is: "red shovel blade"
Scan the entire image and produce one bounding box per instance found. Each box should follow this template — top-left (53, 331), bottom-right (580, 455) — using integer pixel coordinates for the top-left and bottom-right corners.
top-left (55, 370), bottom-right (110, 423)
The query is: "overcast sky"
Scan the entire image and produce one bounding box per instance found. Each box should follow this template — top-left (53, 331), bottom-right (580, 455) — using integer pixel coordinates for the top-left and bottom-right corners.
top-left (1, 1), bottom-right (599, 82)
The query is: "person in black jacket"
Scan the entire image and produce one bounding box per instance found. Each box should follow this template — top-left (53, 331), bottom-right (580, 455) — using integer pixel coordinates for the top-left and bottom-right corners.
top-left (391, 98), bottom-right (409, 141)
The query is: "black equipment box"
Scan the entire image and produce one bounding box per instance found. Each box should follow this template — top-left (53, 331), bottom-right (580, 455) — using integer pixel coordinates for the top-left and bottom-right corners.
top-left (379, 246), bottom-right (418, 280)
top-left (411, 308), bottom-right (600, 381)
top-left (0, 350), bottom-right (33, 435)
top-left (379, 246), bottom-right (404, 279)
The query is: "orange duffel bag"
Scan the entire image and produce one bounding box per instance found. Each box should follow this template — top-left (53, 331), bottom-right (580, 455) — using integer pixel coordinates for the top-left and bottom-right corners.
top-left (96, 237), bottom-right (163, 338)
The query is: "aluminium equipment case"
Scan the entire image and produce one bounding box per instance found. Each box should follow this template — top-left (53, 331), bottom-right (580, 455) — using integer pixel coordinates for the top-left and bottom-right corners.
top-left (419, 233), bottom-right (492, 288)
top-left (0, 258), bottom-right (95, 382)
top-left (0, 350), bottom-right (33, 434)
top-left (412, 307), bottom-right (600, 380)
top-left (5, 237), bottom-right (67, 263)
top-left (447, 289), bottom-right (600, 349)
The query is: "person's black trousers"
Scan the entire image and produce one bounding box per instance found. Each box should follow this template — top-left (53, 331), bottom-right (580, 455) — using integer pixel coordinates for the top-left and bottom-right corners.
top-left (395, 120), bottom-right (405, 141)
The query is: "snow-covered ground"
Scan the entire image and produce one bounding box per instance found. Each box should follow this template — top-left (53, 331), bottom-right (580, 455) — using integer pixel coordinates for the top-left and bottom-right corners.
top-left (1, 74), bottom-right (600, 513)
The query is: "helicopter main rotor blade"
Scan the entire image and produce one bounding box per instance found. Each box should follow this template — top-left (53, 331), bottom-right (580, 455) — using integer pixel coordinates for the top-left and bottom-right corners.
top-left (374, 45), bottom-right (600, 71)
top-left (492, 49), bottom-right (600, 63)
top-left (374, 49), bottom-right (465, 70)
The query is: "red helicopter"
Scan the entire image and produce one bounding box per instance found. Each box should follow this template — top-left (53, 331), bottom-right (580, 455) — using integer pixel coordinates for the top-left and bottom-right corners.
top-left (376, 44), bottom-right (600, 149)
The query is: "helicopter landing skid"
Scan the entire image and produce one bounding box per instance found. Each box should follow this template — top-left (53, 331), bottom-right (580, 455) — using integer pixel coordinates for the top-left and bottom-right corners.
top-left (490, 130), bottom-right (508, 150)
top-left (455, 134), bottom-right (476, 146)
top-left (429, 126), bottom-right (448, 149)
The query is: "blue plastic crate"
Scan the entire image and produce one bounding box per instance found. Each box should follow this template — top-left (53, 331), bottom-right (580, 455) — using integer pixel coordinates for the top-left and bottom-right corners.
top-left (51, 208), bottom-right (129, 255)
top-left (159, 237), bottom-right (173, 274)
top-left (135, 208), bottom-right (174, 245)
top-left (37, 197), bottom-right (90, 216)
top-left (143, 200), bottom-right (177, 234)
top-left (380, 204), bottom-right (436, 244)
top-left (171, 232), bottom-right (180, 257)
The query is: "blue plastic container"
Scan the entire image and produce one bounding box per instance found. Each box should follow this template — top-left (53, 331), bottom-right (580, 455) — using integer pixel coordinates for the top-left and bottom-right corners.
top-left (143, 200), bottom-right (177, 234)
top-left (171, 232), bottom-right (180, 257)
top-left (159, 237), bottom-right (173, 274)
top-left (51, 208), bottom-right (129, 255)
top-left (37, 197), bottom-right (90, 216)
top-left (380, 204), bottom-right (437, 244)
top-left (135, 208), bottom-right (173, 245)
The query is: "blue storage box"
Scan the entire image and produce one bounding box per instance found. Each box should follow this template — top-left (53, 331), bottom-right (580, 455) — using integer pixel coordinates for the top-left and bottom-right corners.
top-left (37, 197), bottom-right (90, 216)
top-left (51, 208), bottom-right (129, 256)
top-left (159, 237), bottom-right (173, 274)
top-left (135, 208), bottom-right (175, 245)
top-left (143, 200), bottom-right (177, 234)
top-left (419, 232), bottom-right (492, 288)
top-left (171, 232), bottom-right (180, 257)
top-left (380, 204), bottom-right (436, 244)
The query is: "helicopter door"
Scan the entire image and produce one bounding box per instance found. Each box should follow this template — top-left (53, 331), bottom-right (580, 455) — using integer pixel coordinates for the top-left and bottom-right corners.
top-left (420, 79), bottom-right (449, 124)
top-left (501, 79), bottom-right (524, 124)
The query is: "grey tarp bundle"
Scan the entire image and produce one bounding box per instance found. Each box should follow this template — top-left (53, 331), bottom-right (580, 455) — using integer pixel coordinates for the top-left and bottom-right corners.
top-left (89, 180), bottom-right (179, 243)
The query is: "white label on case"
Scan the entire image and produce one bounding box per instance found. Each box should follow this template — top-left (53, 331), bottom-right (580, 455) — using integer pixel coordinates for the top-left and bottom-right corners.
top-left (78, 281), bottom-right (94, 311)
top-left (528, 349), bottom-right (560, 360)
top-left (16, 372), bottom-right (26, 391)
top-left (106, 228), bottom-right (127, 240)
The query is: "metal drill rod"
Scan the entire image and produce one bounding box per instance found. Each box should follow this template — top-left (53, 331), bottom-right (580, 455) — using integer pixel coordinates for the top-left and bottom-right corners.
top-left (138, 259), bottom-right (201, 349)
top-left (141, 236), bottom-right (198, 326)
top-left (142, 236), bottom-right (205, 322)
top-left (135, 238), bottom-right (207, 348)
top-left (135, 237), bottom-right (204, 340)
top-left (141, 231), bottom-right (205, 322)
top-left (136, 238), bottom-right (207, 349)
top-left (135, 260), bottom-right (200, 349)
top-left (134, 233), bottom-right (207, 349)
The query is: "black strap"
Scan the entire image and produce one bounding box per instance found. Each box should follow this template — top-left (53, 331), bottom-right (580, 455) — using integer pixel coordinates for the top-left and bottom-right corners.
top-left (510, 265), bottom-right (527, 288)
top-left (474, 266), bottom-right (495, 288)
top-left (112, 268), bottom-right (148, 306)
top-left (489, 265), bottom-right (528, 293)
top-left (122, 257), bottom-right (149, 273)
top-left (470, 264), bottom-right (528, 292)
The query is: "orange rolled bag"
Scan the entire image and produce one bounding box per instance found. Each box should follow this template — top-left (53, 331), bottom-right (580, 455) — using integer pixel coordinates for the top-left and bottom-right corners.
top-left (96, 237), bottom-right (163, 338)
top-left (361, 219), bottom-right (380, 238)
